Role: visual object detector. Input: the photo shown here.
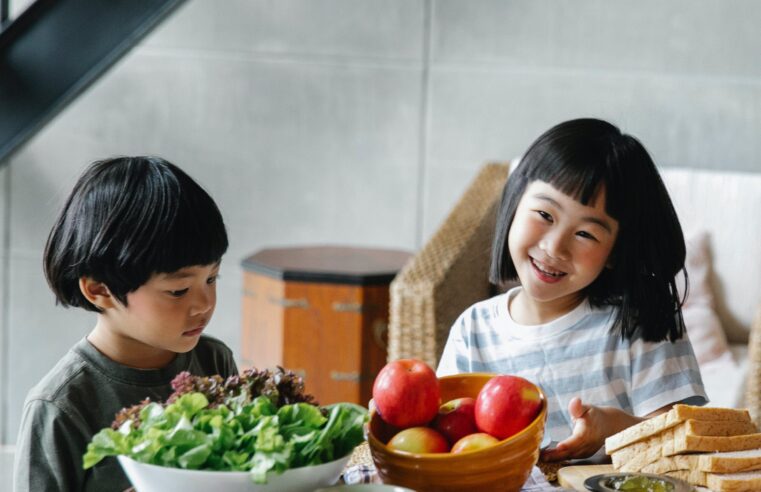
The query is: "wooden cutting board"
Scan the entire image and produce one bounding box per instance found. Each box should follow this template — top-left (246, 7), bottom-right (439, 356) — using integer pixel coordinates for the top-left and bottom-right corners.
top-left (557, 464), bottom-right (615, 491)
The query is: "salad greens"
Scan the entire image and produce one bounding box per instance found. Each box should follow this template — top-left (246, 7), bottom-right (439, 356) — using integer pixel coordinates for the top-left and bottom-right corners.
top-left (83, 369), bottom-right (368, 484)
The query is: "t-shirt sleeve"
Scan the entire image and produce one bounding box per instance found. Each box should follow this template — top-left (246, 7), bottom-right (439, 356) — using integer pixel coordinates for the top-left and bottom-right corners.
top-left (628, 334), bottom-right (708, 417)
top-left (14, 399), bottom-right (87, 492)
top-left (436, 312), bottom-right (471, 377)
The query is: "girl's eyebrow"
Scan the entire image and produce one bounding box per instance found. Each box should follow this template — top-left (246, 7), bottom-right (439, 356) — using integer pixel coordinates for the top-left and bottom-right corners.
top-left (533, 193), bottom-right (614, 234)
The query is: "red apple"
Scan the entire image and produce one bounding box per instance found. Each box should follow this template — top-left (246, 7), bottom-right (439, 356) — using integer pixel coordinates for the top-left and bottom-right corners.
top-left (475, 375), bottom-right (542, 440)
top-left (387, 427), bottom-right (449, 454)
top-left (450, 432), bottom-right (500, 454)
top-left (372, 359), bottom-right (440, 428)
top-left (433, 397), bottom-right (478, 445)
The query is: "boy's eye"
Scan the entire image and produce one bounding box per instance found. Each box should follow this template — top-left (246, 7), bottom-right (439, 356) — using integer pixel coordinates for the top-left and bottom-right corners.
top-left (206, 275), bottom-right (219, 285)
top-left (168, 288), bottom-right (189, 298)
top-left (576, 231), bottom-right (598, 241)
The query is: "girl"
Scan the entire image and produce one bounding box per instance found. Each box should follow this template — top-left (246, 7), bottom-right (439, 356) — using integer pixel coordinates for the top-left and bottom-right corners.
top-left (14, 157), bottom-right (238, 491)
top-left (437, 118), bottom-right (707, 461)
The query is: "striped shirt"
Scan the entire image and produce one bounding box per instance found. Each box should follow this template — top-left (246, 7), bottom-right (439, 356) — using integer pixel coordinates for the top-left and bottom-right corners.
top-left (436, 287), bottom-right (708, 443)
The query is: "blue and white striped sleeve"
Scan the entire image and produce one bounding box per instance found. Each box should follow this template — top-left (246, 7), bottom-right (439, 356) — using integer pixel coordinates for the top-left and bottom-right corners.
top-left (628, 333), bottom-right (708, 416)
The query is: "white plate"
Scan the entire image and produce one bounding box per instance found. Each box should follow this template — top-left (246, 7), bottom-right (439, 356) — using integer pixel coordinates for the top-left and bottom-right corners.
top-left (118, 454), bottom-right (351, 492)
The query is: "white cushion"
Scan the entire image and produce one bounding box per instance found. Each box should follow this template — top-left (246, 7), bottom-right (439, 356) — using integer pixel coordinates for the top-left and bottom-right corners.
top-left (701, 343), bottom-right (748, 408)
top-left (661, 167), bottom-right (761, 343)
top-left (677, 231), bottom-right (732, 365)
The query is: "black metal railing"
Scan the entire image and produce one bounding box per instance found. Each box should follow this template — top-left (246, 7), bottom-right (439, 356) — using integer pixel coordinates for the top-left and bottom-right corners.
top-left (0, 0), bottom-right (186, 165)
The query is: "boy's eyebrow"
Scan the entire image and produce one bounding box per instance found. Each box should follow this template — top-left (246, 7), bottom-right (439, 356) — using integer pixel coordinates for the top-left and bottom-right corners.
top-left (533, 193), bottom-right (613, 234)
top-left (162, 261), bottom-right (222, 279)
top-left (163, 271), bottom-right (194, 280)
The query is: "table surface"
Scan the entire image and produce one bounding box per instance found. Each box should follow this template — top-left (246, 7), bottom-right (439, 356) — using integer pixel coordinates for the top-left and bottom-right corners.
top-left (241, 245), bottom-right (411, 285)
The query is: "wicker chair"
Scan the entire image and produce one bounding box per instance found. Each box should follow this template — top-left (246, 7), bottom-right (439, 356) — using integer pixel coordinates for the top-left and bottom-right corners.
top-left (387, 162), bottom-right (510, 368)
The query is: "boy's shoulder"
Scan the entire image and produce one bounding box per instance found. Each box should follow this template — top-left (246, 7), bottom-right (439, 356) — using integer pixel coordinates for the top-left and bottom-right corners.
top-left (25, 339), bottom-right (90, 406)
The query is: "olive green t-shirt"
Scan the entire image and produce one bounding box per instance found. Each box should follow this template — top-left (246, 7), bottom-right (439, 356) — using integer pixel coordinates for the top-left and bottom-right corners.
top-left (13, 335), bottom-right (238, 492)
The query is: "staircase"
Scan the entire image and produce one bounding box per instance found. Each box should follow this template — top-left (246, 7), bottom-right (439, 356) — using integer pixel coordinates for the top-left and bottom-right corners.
top-left (0, 0), bottom-right (186, 164)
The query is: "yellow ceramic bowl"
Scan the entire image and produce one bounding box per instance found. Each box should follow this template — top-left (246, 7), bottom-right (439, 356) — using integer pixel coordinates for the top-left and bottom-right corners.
top-left (367, 373), bottom-right (547, 492)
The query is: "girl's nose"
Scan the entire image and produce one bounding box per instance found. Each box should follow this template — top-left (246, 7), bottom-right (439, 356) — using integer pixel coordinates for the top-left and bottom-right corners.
top-left (539, 232), bottom-right (570, 260)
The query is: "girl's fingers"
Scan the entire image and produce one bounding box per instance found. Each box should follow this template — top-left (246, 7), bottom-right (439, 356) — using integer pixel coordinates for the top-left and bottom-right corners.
top-left (542, 437), bottom-right (576, 461)
top-left (568, 397), bottom-right (590, 420)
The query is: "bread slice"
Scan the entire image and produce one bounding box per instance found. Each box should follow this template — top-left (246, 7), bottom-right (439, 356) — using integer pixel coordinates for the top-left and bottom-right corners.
top-left (667, 469), bottom-right (761, 492)
top-left (641, 454), bottom-right (694, 474)
top-left (665, 469), bottom-right (707, 487)
top-left (612, 421), bottom-right (761, 472)
top-left (706, 471), bottom-right (761, 492)
top-left (605, 405), bottom-right (753, 454)
top-left (612, 430), bottom-right (668, 471)
top-left (642, 449), bottom-right (761, 474)
top-left (700, 449), bottom-right (761, 473)
top-left (670, 428), bottom-right (761, 456)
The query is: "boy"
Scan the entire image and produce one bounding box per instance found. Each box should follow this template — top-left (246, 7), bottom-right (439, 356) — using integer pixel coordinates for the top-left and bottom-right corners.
top-left (14, 157), bottom-right (238, 491)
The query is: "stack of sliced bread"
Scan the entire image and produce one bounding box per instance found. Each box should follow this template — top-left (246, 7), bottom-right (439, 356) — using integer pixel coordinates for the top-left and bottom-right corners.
top-left (606, 404), bottom-right (761, 491)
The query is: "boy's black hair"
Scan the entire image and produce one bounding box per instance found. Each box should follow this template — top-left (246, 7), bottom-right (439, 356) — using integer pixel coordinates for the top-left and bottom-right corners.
top-left (44, 156), bottom-right (228, 312)
top-left (490, 118), bottom-right (687, 343)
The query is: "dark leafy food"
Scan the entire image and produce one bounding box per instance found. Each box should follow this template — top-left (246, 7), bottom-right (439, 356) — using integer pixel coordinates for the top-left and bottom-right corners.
top-left (111, 367), bottom-right (318, 430)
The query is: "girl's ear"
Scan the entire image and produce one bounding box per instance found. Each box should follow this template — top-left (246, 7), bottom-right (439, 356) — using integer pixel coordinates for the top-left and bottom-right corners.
top-left (605, 252), bottom-right (616, 269)
top-left (79, 277), bottom-right (116, 310)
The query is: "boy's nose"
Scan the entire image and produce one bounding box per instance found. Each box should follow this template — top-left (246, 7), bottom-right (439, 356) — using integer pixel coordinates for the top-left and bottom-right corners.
top-left (191, 289), bottom-right (214, 316)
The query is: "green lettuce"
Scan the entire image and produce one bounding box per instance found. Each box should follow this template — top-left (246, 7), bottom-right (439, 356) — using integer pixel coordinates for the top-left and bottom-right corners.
top-left (83, 393), bottom-right (367, 484)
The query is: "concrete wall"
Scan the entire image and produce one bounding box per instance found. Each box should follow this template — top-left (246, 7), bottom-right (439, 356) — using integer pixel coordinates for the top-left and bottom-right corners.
top-left (2, 0), bottom-right (761, 444)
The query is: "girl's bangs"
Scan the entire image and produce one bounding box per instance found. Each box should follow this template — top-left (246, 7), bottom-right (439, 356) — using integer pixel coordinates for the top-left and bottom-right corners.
top-left (522, 152), bottom-right (622, 220)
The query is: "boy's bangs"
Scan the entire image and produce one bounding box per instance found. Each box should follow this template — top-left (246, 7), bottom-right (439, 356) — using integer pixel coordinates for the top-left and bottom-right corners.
top-left (152, 193), bottom-right (228, 274)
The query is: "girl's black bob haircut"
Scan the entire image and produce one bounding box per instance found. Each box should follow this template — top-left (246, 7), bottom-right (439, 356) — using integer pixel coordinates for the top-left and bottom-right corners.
top-left (44, 156), bottom-right (228, 312)
top-left (491, 118), bottom-right (687, 343)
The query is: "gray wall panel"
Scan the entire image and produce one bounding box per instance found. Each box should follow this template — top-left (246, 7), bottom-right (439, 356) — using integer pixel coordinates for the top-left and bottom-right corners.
top-left (4, 0), bottom-right (761, 444)
top-left (145, 0), bottom-right (425, 60)
top-left (434, 0), bottom-right (761, 77)
top-left (427, 68), bottom-right (761, 173)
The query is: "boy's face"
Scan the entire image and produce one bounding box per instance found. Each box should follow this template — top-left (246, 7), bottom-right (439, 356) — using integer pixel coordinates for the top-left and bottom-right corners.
top-left (107, 262), bottom-right (221, 357)
top-left (508, 180), bottom-right (618, 316)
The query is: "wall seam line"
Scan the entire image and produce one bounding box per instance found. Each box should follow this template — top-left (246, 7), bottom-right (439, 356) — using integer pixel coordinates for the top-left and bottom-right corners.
top-left (1, 163), bottom-right (12, 444)
top-left (415, 0), bottom-right (433, 249)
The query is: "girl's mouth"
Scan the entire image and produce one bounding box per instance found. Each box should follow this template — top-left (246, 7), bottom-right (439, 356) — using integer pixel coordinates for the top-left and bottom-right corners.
top-left (530, 257), bottom-right (567, 283)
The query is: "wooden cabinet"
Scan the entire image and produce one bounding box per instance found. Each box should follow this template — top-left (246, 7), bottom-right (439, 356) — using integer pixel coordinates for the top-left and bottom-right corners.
top-left (241, 246), bottom-right (410, 406)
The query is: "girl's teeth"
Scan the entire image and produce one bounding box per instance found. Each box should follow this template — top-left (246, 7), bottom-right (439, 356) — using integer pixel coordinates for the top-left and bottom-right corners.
top-left (534, 259), bottom-right (564, 276)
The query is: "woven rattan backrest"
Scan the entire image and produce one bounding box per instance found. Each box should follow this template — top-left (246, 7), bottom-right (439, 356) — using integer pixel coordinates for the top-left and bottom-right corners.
top-left (387, 162), bottom-right (510, 367)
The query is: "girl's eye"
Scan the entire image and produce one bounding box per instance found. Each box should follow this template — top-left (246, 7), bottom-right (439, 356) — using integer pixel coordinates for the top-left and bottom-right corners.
top-left (168, 288), bottom-right (189, 298)
top-left (206, 275), bottom-right (219, 285)
top-left (536, 210), bottom-right (553, 222)
top-left (576, 231), bottom-right (598, 241)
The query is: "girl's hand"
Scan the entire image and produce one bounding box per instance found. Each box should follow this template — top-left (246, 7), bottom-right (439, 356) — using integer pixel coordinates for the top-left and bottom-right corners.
top-left (541, 397), bottom-right (645, 462)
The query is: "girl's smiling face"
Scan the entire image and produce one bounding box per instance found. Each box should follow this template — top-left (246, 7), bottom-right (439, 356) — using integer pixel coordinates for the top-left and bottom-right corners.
top-left (508, 180), bottom-right (619, 320)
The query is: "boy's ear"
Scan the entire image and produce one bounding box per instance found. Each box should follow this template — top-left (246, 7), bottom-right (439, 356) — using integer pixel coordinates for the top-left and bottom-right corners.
top-left (79, 277), bottom-right (117, 310)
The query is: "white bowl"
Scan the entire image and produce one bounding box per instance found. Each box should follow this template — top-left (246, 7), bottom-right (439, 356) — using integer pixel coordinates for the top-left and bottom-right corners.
top-left (118, 453), bottom-right (352, 492)
top-left (315, 485), bottom-right (415, 491)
